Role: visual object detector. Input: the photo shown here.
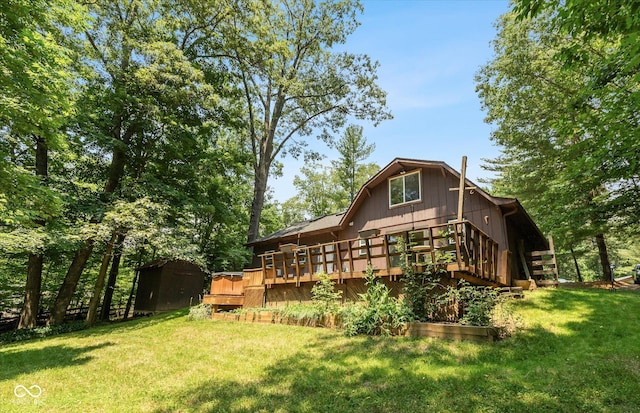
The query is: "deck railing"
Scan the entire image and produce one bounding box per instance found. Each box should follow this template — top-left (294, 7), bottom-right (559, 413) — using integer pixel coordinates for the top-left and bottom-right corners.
top-left (247, 220), bottom-right (502, 287)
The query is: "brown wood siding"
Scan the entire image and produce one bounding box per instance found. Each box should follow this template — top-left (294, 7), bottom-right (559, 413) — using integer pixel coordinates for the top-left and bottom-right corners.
top-left (340, 167), bottom-right (505, 244)
top-left (339, 167), bottom-right (509, 276)
top-left (135, 261), bottom-right (206, 312)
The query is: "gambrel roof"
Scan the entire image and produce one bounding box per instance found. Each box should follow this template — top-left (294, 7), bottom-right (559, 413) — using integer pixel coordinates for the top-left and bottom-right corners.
top-left (251, 158), bottom-right (547, 249)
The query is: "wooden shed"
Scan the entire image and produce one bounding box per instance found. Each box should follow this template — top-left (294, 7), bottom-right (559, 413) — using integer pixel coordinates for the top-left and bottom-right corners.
top-left (134, 259), bottom-right (206, 313)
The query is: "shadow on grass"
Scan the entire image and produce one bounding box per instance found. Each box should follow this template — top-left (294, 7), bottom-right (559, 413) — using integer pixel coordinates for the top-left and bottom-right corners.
top-left (152, 289), bottom-right (640, 413)
top-left (0, 342), bottom-right (113, 381)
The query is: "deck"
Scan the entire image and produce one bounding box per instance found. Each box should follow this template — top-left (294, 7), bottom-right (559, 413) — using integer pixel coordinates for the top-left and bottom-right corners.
top-left (246, 220), bottom-right (508, 288)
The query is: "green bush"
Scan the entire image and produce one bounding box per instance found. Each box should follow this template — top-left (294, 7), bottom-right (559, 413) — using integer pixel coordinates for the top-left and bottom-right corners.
top-left (311, 272), bottom-right (343, 314)
top-left (187, 304), bottom-right (213, 320)
top-left (0, 321), bottom-right (87, 344)
top-left (447, 280), bottom-right (501, 326)
top-left (340, 265), bottom-right (410, 336)
top-left (398, 237), bottom-right (450, 321)
top-left (279, 303), bottom-right (323, 321)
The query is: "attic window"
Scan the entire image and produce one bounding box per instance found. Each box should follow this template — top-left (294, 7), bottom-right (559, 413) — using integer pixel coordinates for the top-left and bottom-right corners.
top-left (389, 170), bottom-right (421, 207)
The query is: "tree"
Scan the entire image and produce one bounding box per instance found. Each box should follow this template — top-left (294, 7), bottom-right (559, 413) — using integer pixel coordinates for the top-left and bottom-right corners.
top-left (512, 0), bottom-right (640, 227)
top-left (220, 0), bottom-right (391, 242)
top-left (332, 124), bottom-right (378, 203)
top-left (0, 0), bottom-right (86, 328)
top-left (49, 0), bottom-right (232, 325)
top-left (475, 8), bottom-right (639, 282)
top-left (293, 161), bottom-right (345, 219)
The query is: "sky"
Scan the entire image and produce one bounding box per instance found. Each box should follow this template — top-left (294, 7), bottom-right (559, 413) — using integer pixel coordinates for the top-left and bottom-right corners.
top-left (269, 0), bottom-right (511, 202)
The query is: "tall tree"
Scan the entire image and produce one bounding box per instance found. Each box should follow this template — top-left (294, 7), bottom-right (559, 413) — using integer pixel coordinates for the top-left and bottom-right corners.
top-left (49, 0), bottom-right (228, 325)
top-left (290, 161), bottom-right (344, 219)
top-left (221, 0), bottom-right (391, 243)
top-left (0, 0), bottom-right (85, 328)
top-left (332, 124), bottom-right (378, 203)
top-left (475, 8), bottom-right (640, 281)
top-left (511, 0), bottom-right (640, 227)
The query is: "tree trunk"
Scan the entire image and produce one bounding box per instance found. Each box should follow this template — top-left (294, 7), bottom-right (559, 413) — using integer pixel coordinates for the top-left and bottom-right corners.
top-left (100, 233), bottom-right (126, 321)
top-left (18, 136), bottom-right (48, 329)
top-left (569, 246), bottom-right (583, 282)
top-left (49, 241), bottom-right (95, 325)
top-left (123, 271), bottom-right (138, 320)
top-left (86, 232), bottom-right (117, 327)
top-left (247, 159), bottom-right (270, 243)
top-left (50, 144), bottom-right (128, 326)
top-left (18, 255), bottom-right (44, 329)
top-left (595, 233), bottom-right (612, 282)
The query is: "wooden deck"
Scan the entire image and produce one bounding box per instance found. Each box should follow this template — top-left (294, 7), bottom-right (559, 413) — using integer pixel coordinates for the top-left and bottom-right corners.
top-left (246, 220), bottom-right (506, 288)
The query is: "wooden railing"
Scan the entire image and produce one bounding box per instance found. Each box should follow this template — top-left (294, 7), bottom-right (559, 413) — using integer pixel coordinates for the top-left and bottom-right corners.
top-left (247, 220), bottom-right (503, 287)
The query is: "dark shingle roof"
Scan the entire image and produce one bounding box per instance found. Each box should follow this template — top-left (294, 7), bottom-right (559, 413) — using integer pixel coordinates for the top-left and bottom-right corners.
top-left (248, 212), bottom-right (344, 245)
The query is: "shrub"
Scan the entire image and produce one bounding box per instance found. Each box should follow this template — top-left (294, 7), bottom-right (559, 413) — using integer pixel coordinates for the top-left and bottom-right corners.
top-left (311, 272), bottom-right (343, 314)
top-left (187, 304), bottom-right (213, 320)
top-left (341, 265), bottom-right (410, 336)
top-left (0, 321), bottom-right (87, 344)
top-left (398, 236), bottom-right (449, 321)
top-left (447, 280), bottom-right (500, 326)
top-left (280, 303), bottom-right (323, 322)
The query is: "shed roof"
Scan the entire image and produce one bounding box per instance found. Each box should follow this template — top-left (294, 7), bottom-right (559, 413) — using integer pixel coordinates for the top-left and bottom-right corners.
top-left (137, 258), bottom-right (203, 272)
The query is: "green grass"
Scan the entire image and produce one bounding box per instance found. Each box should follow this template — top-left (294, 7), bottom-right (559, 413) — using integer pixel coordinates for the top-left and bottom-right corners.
top-left (2, 288), bottom-right (640, 412)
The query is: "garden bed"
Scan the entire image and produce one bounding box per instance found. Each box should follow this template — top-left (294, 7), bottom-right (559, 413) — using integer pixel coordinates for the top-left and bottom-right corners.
top-left (211, 311), bottom-right (498, 342)
top-left (405, 322), bottom-right (498, 342)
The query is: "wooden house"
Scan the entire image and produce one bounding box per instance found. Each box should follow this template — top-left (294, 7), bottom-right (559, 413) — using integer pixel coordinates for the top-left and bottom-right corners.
top-left (134, 259), bottom-right (206, 313)
top-left (204, 158), bottom-right (557, 311)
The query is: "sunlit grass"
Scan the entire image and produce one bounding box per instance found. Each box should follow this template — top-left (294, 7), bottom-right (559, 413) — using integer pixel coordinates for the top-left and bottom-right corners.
top-left (1, 288), bottom-right (639, 412)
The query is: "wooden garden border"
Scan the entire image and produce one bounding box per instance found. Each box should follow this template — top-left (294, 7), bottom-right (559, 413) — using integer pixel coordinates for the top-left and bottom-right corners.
top-left (211, 311), bottom-right (498, 342)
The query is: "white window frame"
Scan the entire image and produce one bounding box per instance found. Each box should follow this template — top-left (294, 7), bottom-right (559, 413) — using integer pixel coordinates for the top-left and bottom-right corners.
top-left (296, 245), bottom-right (307, 265)
top-left (358, 239), bottom-right (368, 257)
top-left (388, 170), bottom-right (422, 207)
top-left (264, 250), bottom-right (275, 268)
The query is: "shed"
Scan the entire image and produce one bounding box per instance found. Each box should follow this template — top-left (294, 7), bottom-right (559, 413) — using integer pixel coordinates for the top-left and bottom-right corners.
top-left (134, 258), bottom-right (206, 313)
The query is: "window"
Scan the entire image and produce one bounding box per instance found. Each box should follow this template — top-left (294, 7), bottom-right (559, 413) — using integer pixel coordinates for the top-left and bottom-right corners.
top-left (296, 245), bottom-right (307, 265)
top-left (389, 171), bottom-right (421, 207)
top-left (325, 244), bottom-right (335, 273)
top-left (359, 239), bottom-right (368, 257)
top-left (264, 250), bottom-right (275, 268)
top-left (387, 234), bottom-right (402, 267)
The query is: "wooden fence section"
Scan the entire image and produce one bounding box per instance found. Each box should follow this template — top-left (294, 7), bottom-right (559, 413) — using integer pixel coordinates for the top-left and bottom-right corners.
top-left (249, 220), bottom-right (503, 288)
top-left (528, 236), bottom-right (558, 283)
top-left (0, 305), bottom-right (129, 333)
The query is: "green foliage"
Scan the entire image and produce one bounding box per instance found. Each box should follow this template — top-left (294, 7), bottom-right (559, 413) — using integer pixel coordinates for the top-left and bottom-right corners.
top-left (311, 272), bottom-right (343, 314)
top-left (340, 265), bottom-right (409, 336)
top-left (0, 321), bottom-right (86, 344)
top-left (332, 124), bottom-right (379, 202)
top-left (187, 304), bottom-right (213, 321)
top-left (476, 5), bottom-right (639, 278)
top-left (447, 280), bottom-right (501, 326)
top-left (290, 161), bottom-right (346, 219)
top-left (278, 303), bottom-right (324, 322)
top-left (397, 236), bottom-right (446, 321)
top-left (282, 128), bottom-right (379, 221)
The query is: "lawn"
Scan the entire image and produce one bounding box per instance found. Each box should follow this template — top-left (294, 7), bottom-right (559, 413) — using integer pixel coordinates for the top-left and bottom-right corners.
top-left (1, 288), bottom-right (639, 412)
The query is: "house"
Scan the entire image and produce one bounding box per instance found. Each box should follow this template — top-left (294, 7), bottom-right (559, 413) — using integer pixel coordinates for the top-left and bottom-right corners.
top-left (134, 259), bottom-right (207, 313)
top-left (204, 158), bottom-right (557, 311)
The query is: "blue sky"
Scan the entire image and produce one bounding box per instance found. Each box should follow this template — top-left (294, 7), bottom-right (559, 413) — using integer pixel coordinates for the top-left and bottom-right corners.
top-left (269, 0), bottom-right (511, 202)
